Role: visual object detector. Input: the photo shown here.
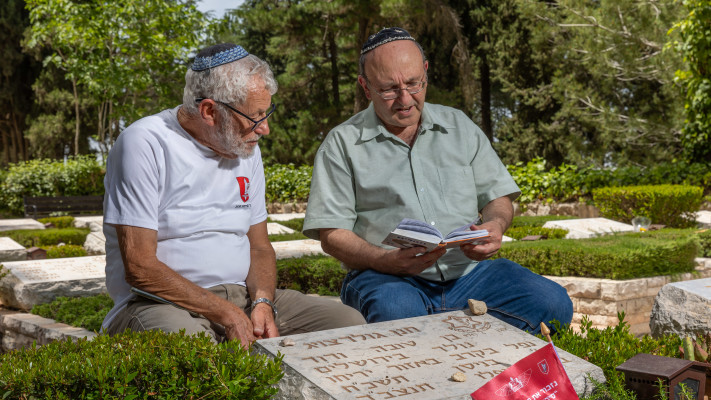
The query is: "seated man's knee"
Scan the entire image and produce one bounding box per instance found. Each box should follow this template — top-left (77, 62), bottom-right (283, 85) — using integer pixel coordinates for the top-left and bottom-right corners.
top-left (360, 287), bottom-right (428, 323)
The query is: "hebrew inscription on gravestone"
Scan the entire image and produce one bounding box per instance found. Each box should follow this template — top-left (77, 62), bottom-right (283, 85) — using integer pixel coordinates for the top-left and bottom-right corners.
top-left (255, 310), bottom-right (604, 400)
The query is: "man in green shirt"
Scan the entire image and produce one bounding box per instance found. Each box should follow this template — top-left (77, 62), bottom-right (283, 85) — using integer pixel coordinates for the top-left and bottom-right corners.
top-left (303, 27), bottom-right (572, 334)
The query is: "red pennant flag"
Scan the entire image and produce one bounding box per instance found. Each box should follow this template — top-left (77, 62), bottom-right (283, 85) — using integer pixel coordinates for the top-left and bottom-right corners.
top-left (471, 343), bottom-right (579, 400)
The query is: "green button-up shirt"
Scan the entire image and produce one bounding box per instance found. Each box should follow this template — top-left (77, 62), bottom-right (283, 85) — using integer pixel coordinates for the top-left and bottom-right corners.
top-left (303, 102), bottom-right (520, 281)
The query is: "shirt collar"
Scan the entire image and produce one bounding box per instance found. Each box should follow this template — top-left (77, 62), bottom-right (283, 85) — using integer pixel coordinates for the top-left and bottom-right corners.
top-left (360, 102), bottom-right (453, 142)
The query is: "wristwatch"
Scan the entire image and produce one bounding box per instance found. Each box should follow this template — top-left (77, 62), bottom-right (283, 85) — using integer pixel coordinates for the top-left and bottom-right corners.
top-left (251, 297), bottom-right (278, 318)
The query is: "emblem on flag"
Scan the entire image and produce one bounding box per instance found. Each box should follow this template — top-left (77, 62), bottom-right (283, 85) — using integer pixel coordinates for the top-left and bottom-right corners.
top-left (538, 359), bottom-right (549, 375)
top-left (495, 371), bottom-right (531, 396)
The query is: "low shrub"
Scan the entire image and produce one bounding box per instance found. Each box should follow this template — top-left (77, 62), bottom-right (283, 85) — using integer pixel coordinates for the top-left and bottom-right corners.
top-left (505, 226), bottom-right (568, 240)
top-left (0, 156), bottom-right (105, 215)
top-left (276, 255), bottom-right (344, 296)
top-left (593, 184), bottom-right (703, 228)
top-left (511, 215), bottom-right (576, 228)
top-left (264, 164), bottom-right (312, 203)
top-left (1, 227), bottom-right (89, 247)
top-left (554, 313), bottom-right (681, 399)
top-left (498, 229), bottom-right (699, 279)
top-left (45, 244), bottom-right (87, 258)
top-left (0, 330), bottom-right (283, 399)
top-left (699, 229), bottom-right (711, 257)
top-left (31, 294), bottom-right (113, 332)
top-left (269, 232), bottom-right (308, 242)
top-left (37, 216), bottom-right (75, 229)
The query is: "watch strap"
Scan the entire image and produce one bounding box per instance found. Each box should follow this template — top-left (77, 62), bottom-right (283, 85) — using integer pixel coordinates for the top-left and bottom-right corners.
top-left (251, 297), bottom-right (277, 317)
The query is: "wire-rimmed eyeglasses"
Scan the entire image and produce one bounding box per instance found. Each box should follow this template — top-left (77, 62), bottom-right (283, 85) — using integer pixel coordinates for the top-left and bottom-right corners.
top-left (195, 98), bottom-right (276, 132)
top-left (364, 77), bottom-right (427, 100)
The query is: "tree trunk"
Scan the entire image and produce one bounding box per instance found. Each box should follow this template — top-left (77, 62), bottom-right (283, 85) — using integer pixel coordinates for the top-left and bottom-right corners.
top-left (72, 79), bottom-right (80, 155)
top-left (353, 16), bottom-right (371, 114)
top-left (479, 51), bottom-right (493, 142)
top-left (328, 29), bottom-right (340, 111)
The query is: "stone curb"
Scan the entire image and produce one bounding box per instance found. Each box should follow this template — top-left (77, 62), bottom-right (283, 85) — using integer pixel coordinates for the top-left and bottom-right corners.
top-left (0, 309), bottom-right (96, 352)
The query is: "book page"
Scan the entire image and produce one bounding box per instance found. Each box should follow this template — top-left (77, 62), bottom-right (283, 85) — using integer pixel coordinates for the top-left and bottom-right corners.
top-left (395, 218), bottom-right (444, 239)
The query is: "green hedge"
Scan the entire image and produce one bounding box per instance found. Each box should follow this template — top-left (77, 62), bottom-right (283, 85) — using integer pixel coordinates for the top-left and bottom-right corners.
top-left (276, 255), bottom-right (345, 296)
top-left (1, 228), bottom-right (89, 247)
top-left (1, 157), bottom-right (709, 208)
top-left (31, 294), bottom-right (113, 332)
top-left (38, 216), bottom-right (75, 229)
top-left (505, 226), bottom-right (568, 240)
top-left (45, 244), bottom-right (88, 258)
top-left (593, 184), bottom-right (703, 228)
top-left (0, 156), bottom-right (104, 215)
top-left (0, 330), bottom-right (283, 399)
top-left (264, 164), bottom-right (312, 203)
top-left (497, 229), bottom-right (699, 279)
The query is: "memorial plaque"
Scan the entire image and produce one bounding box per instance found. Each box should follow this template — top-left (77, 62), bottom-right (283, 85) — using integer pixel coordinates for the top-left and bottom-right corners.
top-left (543, 217), bottom-right (634, 239)
top-left (0, 256), bottom-right (106, 310)
top-left (0, 218), bottom-right (45, 232)
top-left (254, 311), bottom-right (605, 399)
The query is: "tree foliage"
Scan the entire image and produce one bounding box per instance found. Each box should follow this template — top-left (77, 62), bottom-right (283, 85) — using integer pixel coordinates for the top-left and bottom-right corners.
top-left (23, 0), bottom-right (206, 156)
top-left (670, 0), bottom-right (711, 163)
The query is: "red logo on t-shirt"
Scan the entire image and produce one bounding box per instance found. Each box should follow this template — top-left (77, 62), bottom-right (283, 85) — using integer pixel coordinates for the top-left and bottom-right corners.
top-left (236, 177), bottom-right (250, 202)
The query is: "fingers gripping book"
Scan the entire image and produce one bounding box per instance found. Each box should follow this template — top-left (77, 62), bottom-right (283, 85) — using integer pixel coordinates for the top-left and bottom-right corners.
top-left (381, 218), bottom-right (490, 252)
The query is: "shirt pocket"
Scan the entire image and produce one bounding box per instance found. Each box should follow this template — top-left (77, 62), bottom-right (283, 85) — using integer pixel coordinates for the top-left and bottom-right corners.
top-left (437, 166), bottom-right (477, 217)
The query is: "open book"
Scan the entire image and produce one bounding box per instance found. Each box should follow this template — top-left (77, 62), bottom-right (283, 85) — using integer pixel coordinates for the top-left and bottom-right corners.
top-left (381, 218), bottom-right (490, 251)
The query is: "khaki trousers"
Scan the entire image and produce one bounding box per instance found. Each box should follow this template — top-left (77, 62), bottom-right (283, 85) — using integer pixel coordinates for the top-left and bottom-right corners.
top-left (105, 284), bottom-right (365, 342)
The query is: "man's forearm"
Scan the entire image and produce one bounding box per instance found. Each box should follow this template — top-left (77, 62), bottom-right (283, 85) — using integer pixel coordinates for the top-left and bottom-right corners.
top-left (320, 228), bottom-right (392, 272)
top-left (480, 196), bottom-right (515, 234)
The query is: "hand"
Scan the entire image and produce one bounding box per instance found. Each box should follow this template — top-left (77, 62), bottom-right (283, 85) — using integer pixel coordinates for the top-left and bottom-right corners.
top-left (223, 309), bottom-right (257, 349)
top-left (250, 302), bottom-right (279, 340)
top-left (459, 221), bottom-right (504, 261)
top-left (381, 246), bottom-right (447, 276)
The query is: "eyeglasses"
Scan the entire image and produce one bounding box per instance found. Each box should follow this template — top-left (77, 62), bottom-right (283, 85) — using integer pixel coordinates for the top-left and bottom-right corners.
top-left (365, 77), bottom-right (427, 100)
top-left (195, 98), bottom-right (276, 132)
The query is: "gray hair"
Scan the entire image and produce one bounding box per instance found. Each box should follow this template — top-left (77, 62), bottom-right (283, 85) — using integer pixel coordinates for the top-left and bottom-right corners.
top-left (182, 54), bottom-right (278, 115)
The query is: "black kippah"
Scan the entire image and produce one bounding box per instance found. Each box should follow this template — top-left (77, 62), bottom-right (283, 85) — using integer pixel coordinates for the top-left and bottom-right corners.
top-left (191, 43), bottom-right (249, 71)
top-left (361, 27), bottom-right (416, 55)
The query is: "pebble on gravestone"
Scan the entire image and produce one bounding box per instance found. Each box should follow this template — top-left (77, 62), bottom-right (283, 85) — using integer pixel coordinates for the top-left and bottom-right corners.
top-left (26, 247), bottom-right (47, 260)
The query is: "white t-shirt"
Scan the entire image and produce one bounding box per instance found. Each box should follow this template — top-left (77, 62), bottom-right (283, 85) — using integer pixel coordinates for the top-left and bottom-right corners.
top-left (101, 107), bottom-right (267, 329)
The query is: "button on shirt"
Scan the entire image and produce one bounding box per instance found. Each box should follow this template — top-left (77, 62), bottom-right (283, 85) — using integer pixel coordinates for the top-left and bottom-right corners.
top-left (303, 102), bottom-right (520, 282)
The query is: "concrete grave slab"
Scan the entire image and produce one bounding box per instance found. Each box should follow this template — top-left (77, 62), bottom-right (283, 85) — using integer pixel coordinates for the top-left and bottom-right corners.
top-left (0, 255), bottom-right (106, 310)
top-left (268, 222), bottom-right (295, 235)
top-left (696, 210), bottom-right (711, 228)
top-left (542, 217), bottom-right (634, 239)
top-left (0, 237), bottom-right (26, 262)
top-left (272, 239), bottom-right (327, 260)
top-left (269, 213), bottom-right (306, 222)
top-left (649, 277), bottom-right (711, 338)
top-left (73, 215), bottom-right (104, 230)
top-left (254, 311), bottom-right (604, 399)
top-left (0, 218), bottom-right (45, 232)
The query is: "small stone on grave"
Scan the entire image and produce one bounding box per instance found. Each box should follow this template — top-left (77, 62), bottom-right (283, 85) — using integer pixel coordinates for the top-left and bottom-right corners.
top-left (254, 310), bottom-right (605, 400)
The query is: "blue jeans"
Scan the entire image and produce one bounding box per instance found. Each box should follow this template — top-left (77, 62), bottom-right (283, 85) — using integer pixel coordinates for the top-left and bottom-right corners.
top-left (341, 258), bottom-right (573, 334)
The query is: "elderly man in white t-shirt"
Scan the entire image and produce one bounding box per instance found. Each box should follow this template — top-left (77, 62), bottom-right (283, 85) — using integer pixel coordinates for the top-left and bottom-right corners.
top-left (101, 43), bottom-right (365, 347)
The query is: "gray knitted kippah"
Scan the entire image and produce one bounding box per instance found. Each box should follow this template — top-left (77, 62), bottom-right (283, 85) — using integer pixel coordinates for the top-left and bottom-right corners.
top-left (191, 43), bottom-right (248, 71)
top-left (361, 27), bottom-right (416, 55)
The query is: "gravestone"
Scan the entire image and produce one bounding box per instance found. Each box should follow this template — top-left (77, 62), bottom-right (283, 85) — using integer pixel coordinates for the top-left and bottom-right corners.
top-left (697, 210), bottom-right (711, 229)
top-left (649, 277), bottom-right (711, 338)
top-left (73, 215), bottom-right (104, 230)
top-left (254, 311), bottom-right (605, 399)
top-left (0, 255), bottom-right (106, 310)
top-left (267, 222), bottom-right (295, 235)
top-left (0, 237), bottom-right (26, 262)
top-left (0, 218), bottom-right (45, 232)
top-left (542, 217), bottom-right (634, 239)
top-left (269, 213), bottom-right (306, 221)
top-left (272, 239), bottom-right (327, 259)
